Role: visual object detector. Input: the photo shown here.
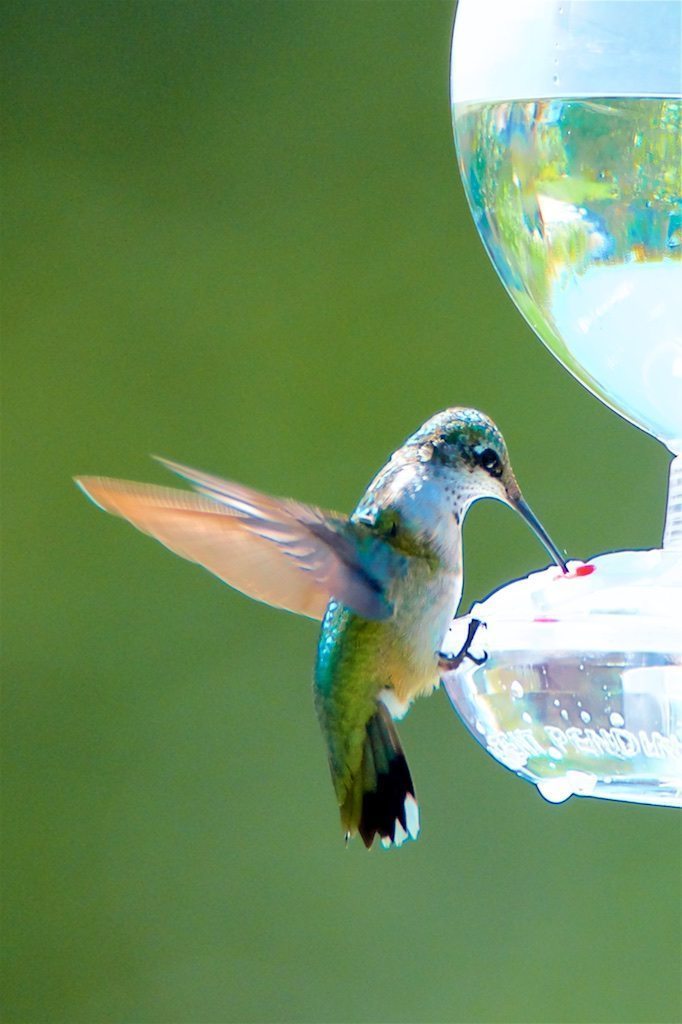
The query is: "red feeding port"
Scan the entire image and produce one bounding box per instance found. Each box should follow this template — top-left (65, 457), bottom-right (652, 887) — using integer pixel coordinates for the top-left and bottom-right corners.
top-left (556, 562), bottom-right (595, 580)
top-left (569, 561), bottom-right (593, 577)
top-left (574, 563), bottom-right (595, 576)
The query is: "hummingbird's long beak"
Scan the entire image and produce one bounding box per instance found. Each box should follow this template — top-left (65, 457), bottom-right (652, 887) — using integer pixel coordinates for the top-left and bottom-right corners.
top-left (508, 491), bottom-right (568, 573)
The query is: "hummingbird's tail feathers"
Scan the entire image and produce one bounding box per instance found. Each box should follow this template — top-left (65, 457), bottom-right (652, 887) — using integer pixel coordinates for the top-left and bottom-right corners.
top-left (342, 703), bottom-right (420, 850)
top-left (74, 473), bottom-right (392, 621)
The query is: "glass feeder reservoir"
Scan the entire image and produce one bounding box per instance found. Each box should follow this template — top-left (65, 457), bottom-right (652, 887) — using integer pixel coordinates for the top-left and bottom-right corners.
top-left (443, 0), bottom-right (682, 807)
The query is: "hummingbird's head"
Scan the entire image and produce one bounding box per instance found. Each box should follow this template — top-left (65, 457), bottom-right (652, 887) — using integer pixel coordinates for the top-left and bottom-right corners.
top-left (406, 408), bottom-right (514, 503)
top-left (405, 408), bottom-right (567, 571)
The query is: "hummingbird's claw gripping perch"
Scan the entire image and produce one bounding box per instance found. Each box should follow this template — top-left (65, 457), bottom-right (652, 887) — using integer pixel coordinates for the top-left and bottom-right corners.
top-left (437, 617), bottom-right (487, 673)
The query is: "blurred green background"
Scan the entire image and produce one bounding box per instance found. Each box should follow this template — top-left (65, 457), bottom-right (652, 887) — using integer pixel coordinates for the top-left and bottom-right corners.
top-left (2, 2), bottom-right (679, 1022)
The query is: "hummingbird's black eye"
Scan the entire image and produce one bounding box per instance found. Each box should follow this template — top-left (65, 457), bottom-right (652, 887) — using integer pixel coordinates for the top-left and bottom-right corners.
top-left (478, 447), bottom-right (503, 477)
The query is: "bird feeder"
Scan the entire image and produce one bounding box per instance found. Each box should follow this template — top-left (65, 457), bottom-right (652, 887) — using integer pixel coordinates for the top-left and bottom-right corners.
top-left (443, 0), bottom-right (682, 806)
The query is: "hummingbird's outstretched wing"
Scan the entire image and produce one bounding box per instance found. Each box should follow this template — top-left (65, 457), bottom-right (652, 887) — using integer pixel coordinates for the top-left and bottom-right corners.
top-left (75, 464), bottom-right (394, 621)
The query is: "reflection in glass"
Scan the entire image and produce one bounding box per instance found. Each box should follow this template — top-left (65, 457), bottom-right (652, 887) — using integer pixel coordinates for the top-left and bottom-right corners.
top-left (454, 97), bottom-right (682, 450)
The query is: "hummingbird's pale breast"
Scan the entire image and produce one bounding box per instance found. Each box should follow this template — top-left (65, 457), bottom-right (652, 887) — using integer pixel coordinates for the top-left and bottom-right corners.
top-left (364, 462), bottom-right (466, 708)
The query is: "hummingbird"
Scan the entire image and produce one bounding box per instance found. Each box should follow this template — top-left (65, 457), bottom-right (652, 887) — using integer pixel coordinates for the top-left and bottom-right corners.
top-left (75, 407), bottom-right (566, 849)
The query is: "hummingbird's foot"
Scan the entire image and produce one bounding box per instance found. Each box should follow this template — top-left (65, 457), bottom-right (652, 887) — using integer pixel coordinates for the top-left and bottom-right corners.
top-left (437, 618), bottom-right (487, 673)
